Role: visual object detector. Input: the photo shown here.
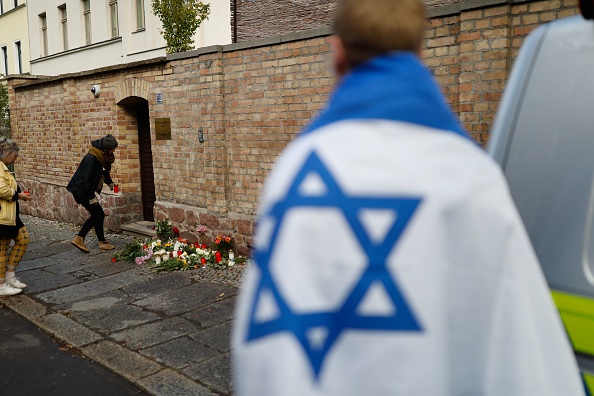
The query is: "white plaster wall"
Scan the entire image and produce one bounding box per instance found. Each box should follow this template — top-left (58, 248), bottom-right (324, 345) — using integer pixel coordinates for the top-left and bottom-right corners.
top-left (0, 1), bottom-right (31, 75)
top-left (27, 0), bottom-right (231, 76)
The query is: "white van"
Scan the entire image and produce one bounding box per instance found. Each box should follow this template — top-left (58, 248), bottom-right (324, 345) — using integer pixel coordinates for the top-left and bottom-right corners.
top-left (488, 1), bottom-right (594, 392)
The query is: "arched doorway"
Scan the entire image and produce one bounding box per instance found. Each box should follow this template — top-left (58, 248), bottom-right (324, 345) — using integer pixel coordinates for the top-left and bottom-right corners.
top-left (119, 96), bottom-right (155, 221)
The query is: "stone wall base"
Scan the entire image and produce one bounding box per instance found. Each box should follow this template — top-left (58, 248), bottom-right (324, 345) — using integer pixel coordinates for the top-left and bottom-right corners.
top-left (18, 180), bottom-right (254, 257)
top-left (154, 202), bottom-right (254, 257)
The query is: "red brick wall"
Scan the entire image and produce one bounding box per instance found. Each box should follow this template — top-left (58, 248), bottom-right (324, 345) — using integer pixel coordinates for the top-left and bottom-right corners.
top-left (232, 0), bottom-right (461, 42)
top-left (8, 0), bottom-right (579, 254)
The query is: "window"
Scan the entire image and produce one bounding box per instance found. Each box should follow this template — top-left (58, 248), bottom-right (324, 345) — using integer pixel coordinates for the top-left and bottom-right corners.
top-left (83, 0), bottom-right (91, 45)
top-left (40, 13), bottom-right (48, 57)
top-left (13, 0), bottom-right (18, 8)
top-left (1, 47), bottom-right (7, 75)
top-left (136, 0), bottom-right (145, 30)
top-left (14, 41), bottom-right (22, 74)
top-left (0, 2), bottom-right (3, 14)
top-left (59, 4), bottom-right (68, 51)
top-left (109, 0), bottom-right (119, 38)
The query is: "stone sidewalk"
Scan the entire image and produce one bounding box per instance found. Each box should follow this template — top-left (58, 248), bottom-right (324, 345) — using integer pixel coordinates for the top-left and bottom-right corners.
top-left (0, 215), bottom-right (246, 396)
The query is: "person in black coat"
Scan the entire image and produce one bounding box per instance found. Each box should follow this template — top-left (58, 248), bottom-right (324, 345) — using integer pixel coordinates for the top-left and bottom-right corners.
top-left (67, 134), bottom-right (118, 253)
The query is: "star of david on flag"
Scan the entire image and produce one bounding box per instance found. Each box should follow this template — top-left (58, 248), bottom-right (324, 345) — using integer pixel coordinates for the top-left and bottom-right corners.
top-left (245, 151), bottom-right (424, 379)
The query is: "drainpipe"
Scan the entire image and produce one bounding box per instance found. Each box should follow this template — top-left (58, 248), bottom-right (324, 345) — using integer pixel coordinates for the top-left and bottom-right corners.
top-left (233, 0), bottom-right (237, 43)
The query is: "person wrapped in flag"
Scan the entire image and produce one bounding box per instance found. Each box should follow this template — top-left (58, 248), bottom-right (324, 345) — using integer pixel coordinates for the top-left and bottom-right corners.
top-left (232, 0), bottom-right (585, 394)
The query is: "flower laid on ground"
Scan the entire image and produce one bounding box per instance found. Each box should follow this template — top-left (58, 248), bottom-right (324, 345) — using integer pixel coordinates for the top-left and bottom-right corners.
top-left (196, 225), bottom-right (208, 234)
top-left (111, 235), bottom-right (246, 272)
top-left (213, 234), bottom-right (234, 252)
top-left (155, 219), bottom-right (173, 240)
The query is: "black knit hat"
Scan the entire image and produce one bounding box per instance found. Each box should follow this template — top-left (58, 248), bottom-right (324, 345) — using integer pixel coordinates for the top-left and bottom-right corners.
top-left (102, 134), bottom-right (118, 149)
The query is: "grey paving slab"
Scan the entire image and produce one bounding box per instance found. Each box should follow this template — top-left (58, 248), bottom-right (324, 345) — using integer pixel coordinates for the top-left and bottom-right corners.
top-left (18, 268), bottom-right (59, 284)
top-left (72, 303), bottom-right (161, 333)
top-left (183, 353), bottom-right (232, 395)
top-left (111, 317), bottom-right (198, 349)
top-left (88, 261), bottom-right (137, 277)
top-left (24, 238), bottom-right (53, 252)
top-left (139, 336), bottom-right (219, 370)
top-left (133, 281), bottom-right (237, 316)
top-left (36, 267), bottom-right (153, 305)
top-left (53, 290), bottom-right (133, 312)
top-left (183, 297), bottom-right (236, 329)
top-left (190, 321), bottom-right (232, 353)
top-left (17, 257), bottom-right (60, 271)
top-left (42, 259), bottom-right (104, 275)
top-left (22, 272), bottom-right (83, 293)
top-left (37, 313), bottom-right (103, 348)
top-left (137, 369), bottom-right (215, 396)
top-left (20, 240), bottom-right (76, 260)
top-left (123, 271), bottom-right (193, 300)
top-left (81, 341), bottom-right (162, 384)
top-left (50, 248), bottom-right (95, 261)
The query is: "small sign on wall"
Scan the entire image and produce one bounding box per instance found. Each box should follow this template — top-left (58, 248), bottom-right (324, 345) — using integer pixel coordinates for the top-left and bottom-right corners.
top-left (155, 118), bottom-right (172, 140)
top-left (156, 93), bottom-right (163, 104)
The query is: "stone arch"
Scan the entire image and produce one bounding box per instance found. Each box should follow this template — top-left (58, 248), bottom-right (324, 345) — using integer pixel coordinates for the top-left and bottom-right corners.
top-left (114, 77), bottom-right (151, 105)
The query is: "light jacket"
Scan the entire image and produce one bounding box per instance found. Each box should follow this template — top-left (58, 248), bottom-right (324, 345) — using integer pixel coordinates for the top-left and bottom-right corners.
top-left (0, 161), bottom-right (18, 226)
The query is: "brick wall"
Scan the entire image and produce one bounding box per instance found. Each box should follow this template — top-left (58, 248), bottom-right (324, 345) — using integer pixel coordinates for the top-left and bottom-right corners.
top-left (232, 0), bottom-right (460, 42)
top-left (8, 0), bottom-right (579, 254)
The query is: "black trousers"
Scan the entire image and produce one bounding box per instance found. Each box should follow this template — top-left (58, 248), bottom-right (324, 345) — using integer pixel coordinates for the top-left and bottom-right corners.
top-left (74, 196), bottom-right (106, 242)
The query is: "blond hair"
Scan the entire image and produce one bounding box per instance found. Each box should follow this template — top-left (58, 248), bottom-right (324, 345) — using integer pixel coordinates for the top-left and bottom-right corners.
top-left (333, 0), bottom-right (427, 68)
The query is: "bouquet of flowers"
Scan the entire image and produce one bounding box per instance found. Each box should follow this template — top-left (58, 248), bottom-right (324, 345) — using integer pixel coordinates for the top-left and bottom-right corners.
top-left (213, 234), bottom-right (233, 252)
top-left (155, 219), bottom-right (180, 241)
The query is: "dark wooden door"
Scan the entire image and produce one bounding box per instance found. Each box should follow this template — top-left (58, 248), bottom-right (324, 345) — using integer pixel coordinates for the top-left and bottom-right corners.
top-left (137, 101), bottom-right (155, 221)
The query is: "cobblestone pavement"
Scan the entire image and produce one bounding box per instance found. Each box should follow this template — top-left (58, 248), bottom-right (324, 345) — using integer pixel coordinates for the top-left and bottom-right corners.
top-left (0, 214), bottom-right (250, 396)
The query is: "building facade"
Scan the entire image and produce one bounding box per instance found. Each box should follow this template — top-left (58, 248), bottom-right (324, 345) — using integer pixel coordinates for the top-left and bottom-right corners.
top-left (0, 0), bottom-right (31, 76)
top-left (27, 0), bottom-right (231, 76)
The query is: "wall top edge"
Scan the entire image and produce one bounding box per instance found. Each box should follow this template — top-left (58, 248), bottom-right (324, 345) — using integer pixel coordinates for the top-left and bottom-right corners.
top-left (12, 57), bottom-right (168, 90)
top-left (166, 45), bottom-right (225, 61)
top-left (168, 27), bottom-right (335, 62)
top-left (428, 0), bottom-right (532, 18)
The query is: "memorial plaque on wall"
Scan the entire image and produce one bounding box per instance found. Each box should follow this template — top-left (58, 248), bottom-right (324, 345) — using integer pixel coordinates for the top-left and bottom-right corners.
top-left (155, 118), bottom-right (172, 140)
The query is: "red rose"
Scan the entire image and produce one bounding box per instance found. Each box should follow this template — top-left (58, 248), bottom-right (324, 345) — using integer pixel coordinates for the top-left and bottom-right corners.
top-left (173, 227), bottom-right (180, 235)
top-left (111, 257), bottom-right (117, 263)
top-left (200, 257), bottom-right (207, 264)
top-left (201, 244), bottom-right (207, 249)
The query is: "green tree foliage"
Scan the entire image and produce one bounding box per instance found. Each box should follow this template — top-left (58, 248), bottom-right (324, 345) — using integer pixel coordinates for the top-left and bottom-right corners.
top-left (151, 0), bottom-right (211, 54)
top-left (0, 78), bottom-right (10, 138)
